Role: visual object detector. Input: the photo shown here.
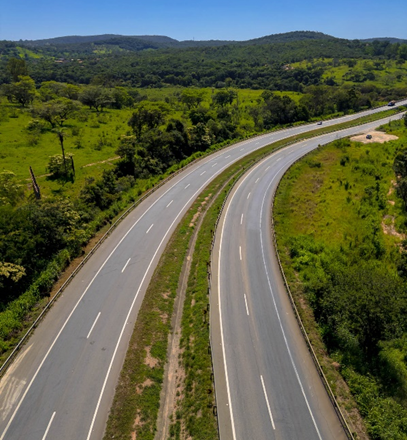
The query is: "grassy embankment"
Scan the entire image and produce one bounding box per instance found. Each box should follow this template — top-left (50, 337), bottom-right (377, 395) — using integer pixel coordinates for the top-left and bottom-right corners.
top-left (102, 109), bottom-right (405, 440)
top-left (274, 118), bottom-right (407, 439)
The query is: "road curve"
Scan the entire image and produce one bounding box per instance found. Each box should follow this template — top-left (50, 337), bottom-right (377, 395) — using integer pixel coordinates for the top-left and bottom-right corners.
top-left (210, 112), bottom-right (405, 440)
top-left (0, 104), bottom-right (406, 440)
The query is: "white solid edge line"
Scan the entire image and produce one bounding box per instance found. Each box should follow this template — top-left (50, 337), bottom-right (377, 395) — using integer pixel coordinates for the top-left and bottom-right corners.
top-left (85, 156), bottom-right (239, 440)
top-left (87, 312), bottom-right (101, 339)
top-left (121, 258), bottom-right (131, 273)
top-left (260, 375), bottom-right (276, 430)
top-left (0, 149), bottom-right (216, 440)
top-left (244, 294), bottom-right (250, 316)
top-left (166, 200), bottom-right (173, 208)
top-left (146, 224), bottom-right (154, 234)
top-left (259, 172), bottom-right (323, 440)
top-left (41, 411), bottom-right (56, 440)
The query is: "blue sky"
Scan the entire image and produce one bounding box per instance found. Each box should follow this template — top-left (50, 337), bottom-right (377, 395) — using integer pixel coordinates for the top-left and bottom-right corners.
top-left (1, 0), bottom-right (406, 42)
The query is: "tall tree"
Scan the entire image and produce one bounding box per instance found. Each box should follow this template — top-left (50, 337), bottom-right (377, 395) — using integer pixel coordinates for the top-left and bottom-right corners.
top-left (53, 128), bottom-right (68, 176)
top-left (128, 101), bottom-right (170, 139)
top-left (2, 76), bottom-right (37, 107)
top-left (31, 98), bottom-right (82, 128)
top-left (78, 86), bottom-right (114, 112)
top-left (6, 58), bottom-right (28, 82)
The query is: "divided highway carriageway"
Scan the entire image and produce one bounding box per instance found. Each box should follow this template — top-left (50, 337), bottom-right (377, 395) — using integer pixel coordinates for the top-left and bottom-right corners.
top-left (0, 101), bottom-right (406, 440)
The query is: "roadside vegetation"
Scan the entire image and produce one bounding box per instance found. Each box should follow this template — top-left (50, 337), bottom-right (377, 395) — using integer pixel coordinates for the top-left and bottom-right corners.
top-left (274, 115), bottom-right (407, 439)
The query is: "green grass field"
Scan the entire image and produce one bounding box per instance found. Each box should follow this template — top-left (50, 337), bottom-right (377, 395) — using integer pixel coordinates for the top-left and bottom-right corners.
top-left (0, 100), bottom-right (134, 198)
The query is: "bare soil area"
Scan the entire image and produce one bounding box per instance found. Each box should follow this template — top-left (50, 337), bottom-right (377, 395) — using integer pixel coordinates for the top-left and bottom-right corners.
top-left (350, 130), bottom-right (399, 144)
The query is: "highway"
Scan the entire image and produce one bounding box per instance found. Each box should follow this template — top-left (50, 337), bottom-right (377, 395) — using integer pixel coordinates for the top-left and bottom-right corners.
top-left (0, 102), bottom-right (405, 440)
top-left (210, 112), bottom-right (406, 440)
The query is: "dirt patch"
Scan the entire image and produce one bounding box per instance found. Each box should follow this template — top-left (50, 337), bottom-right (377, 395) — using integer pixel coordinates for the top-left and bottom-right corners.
top-left (160, 313), bottom-right (168, 324)
top-left (350, 131), bottom-right (398, 144)
top-left (131, 412), bottom-right (144, 439)
top-left (145, 346), bottom-right (159, 368)
top-left (82, 156), bottom-right (120, 167)
top-left (189, 208), bottom-right (201, 227)
top-left (388, 180), bottom-right (396, 196)
top-left (137, 378), bottom-right (154, 394)
top-left (189, 196), bottom-right (211, 227)
top-left (162, 292), bottom-right (171, 300)
top-left (382, 215), bottom-right (405, 240)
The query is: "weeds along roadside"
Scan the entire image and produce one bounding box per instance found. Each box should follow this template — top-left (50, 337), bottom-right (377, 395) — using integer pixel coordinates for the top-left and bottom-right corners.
top-left (102, 110), bottom-right (406, 439)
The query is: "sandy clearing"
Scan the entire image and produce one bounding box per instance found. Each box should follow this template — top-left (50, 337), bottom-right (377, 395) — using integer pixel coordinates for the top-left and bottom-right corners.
top-left (350, 130), bottom-right (398, 144)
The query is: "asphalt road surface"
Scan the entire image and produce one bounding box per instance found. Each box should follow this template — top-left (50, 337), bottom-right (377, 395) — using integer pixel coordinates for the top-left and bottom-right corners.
top-left (0, 103), bottom-right (405, 440)
top-left (210, 112), bottom-right (406, 440)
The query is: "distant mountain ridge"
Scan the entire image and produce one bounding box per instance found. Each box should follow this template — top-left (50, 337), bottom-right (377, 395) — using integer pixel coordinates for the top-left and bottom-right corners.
top-left (18, 31), bottom-right (407, 49)
top-left (20, 34), bottom-right (179, 46)
top-left (3, 30), bottom-right (404, 63)
top-left (360, 37), bottom-right (407, 44)
top-left (18, 31), bottom-right (342, 50)
top-left (14, 31), bottom-right (345, 56)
